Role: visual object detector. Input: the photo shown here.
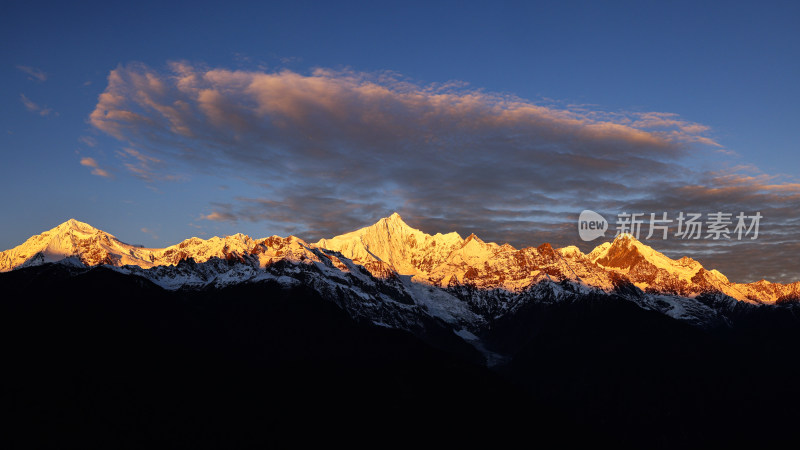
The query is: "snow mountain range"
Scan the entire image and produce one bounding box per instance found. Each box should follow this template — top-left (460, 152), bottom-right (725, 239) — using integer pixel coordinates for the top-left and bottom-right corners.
top-left (3, 213), bottom-right (799, 361)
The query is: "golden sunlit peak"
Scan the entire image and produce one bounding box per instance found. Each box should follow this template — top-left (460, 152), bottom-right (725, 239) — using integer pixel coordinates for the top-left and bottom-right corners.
top-left (613, 232), bottom-right (637, 242)
top-left (378, 212), bottom-right (409, 227)
top-left (56, 218), bottom-right (97, 232)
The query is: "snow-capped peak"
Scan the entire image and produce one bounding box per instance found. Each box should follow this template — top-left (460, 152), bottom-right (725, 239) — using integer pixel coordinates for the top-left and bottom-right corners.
top-left (0, 219), bottom-right (130, 271)
top-left (613, 232), bottom-right (637, 242)
top-left (58, 218), bottom-right (99, 232)
top-left (316, 213), bottom-right (465, 277)
top-left (591, 232), bottom-right (700, 276)
top-left (582, 233), bottom-right (784, 303)
top-left (387, 211), bottom-right (403, 221)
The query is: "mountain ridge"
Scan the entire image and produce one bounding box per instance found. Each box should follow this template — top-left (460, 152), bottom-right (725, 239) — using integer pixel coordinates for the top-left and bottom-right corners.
top-left (2, 214), bottom-right (798, 306)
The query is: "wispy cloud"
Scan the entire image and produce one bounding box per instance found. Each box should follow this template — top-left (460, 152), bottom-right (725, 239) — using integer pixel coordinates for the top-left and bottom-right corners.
top-left (140, 227), bottom-right (159, 240)
top-left (79, 136), bottom-right (97, 147)
top-left (202, 211), bottom-right (238, 222)
top-left (115, 147), bottom-right (183, 182)
top-left (20, 94), bottom-right (53, 116)
top-left (89, 62), bottom-right (800, 283)
top-left (16, 65), bottom-right (47, 82)
top-left (79, 157), bottom-right (112, 178)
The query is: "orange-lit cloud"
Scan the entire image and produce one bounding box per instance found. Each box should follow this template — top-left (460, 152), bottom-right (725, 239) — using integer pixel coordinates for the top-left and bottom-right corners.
top-left (202, 211), bottom-right (238, 222)
top-left (80, 157), bottom-right (112, 178)
top-left (90, 62), bottom-right (717, 155)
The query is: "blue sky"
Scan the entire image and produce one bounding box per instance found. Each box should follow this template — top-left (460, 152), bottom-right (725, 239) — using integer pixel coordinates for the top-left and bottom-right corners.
top-left (2, 0), bottom-right (799, 282)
